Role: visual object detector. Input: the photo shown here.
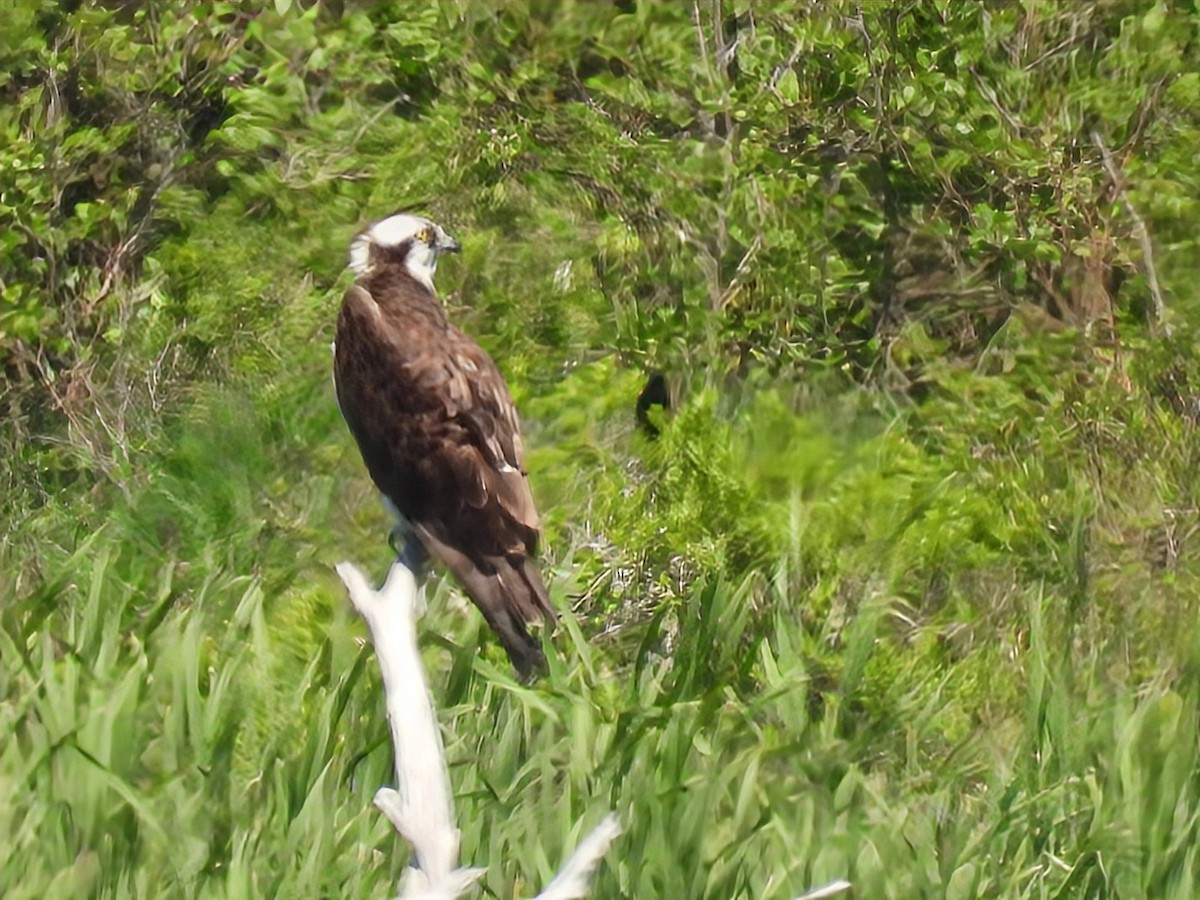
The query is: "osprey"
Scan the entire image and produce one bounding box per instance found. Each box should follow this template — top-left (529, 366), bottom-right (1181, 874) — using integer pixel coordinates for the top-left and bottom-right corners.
top-left (334, 213), bottom-right (556, 678)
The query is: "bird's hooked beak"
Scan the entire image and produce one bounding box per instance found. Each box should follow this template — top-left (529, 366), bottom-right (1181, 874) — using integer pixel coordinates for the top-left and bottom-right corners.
top-left (437, 231), bottom-right (461, 255)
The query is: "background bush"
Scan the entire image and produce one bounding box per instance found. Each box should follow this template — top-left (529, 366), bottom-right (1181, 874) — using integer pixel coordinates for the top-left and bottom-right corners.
top-left (3, 1), bottom-right (1200, 896)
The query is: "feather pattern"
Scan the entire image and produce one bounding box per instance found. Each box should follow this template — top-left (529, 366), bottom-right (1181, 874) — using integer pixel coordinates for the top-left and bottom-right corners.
top-left (334, 235), bottom-right (555, 678)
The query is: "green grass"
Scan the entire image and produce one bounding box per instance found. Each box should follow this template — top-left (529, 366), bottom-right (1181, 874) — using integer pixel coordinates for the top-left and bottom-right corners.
top-left (6, 355), bottom-right (1200, 897)
top-left (5, 1), bottom-right (1200, 896)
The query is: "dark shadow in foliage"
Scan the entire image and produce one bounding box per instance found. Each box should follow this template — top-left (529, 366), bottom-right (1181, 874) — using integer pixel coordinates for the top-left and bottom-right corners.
top-left (635, 371), bottom-right (671, 439)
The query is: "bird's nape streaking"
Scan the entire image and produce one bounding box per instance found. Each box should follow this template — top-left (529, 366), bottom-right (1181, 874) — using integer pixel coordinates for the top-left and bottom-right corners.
top-left (333, 212), bottom-right (557, 678)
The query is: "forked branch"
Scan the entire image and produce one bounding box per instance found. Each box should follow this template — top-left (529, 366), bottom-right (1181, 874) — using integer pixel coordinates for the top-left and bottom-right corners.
top-left (337, 557), bottom-right (621, 899)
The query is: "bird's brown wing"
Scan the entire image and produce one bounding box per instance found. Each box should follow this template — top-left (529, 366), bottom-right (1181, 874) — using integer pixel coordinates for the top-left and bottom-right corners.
top-left (334, 283), bottom-right (431, 511)
top-left (409, 327), bottom-right (557, 676)
top-left (335, 282), bottom-right (555, 676)
top-left (425, 333), bottom-right (541, 548)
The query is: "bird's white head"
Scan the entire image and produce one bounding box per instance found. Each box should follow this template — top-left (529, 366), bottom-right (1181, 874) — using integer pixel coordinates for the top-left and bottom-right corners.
top-left (348, 213), bottom-right (461, 290)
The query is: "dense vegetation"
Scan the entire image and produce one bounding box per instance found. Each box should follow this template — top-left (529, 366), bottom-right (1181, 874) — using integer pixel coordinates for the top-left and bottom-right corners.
top-left (3, 1), bottom-right (1200, 896)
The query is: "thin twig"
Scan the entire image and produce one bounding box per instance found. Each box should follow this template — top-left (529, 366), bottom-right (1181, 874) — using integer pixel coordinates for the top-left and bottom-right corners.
top-left (692, 1), bottom-right (710, 73)
top-left (767, 43), bottom-right (802, 96)
top-left (1091, 129), bottom-right (1169, 336)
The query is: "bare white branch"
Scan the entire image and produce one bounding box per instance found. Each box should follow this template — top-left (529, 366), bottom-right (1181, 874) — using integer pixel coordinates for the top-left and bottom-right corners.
top-left (534, 815), bottom-right (623, 900)
top-left (795, 879), bottom-right (853, 900)
top-left (336, 559), bottom-right (483, 898)
top-left (338, 556), bottom-right (619, 899)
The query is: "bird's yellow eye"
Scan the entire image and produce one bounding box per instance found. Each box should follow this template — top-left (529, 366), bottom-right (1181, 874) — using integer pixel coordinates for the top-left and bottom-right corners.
top-left (417, 227), bottom-right (433, 243)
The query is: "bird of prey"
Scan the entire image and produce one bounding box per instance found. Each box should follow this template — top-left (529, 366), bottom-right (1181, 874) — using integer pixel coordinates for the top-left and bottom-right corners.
top-left (333, 213), bottom-right (556, 678)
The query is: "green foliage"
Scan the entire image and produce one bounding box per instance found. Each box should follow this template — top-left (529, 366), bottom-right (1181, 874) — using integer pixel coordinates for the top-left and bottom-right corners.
top-left (4, 0), bottom-right (1200, 897)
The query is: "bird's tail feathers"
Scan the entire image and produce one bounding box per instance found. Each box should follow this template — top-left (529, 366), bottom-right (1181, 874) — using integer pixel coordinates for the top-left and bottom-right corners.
top-left (510, 553), bottom-right (557, 624)
top-left (414, 525), bottom-right (556, 679)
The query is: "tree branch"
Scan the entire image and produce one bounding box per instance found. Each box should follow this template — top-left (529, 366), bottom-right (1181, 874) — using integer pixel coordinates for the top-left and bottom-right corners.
top-left (534, 815), bottom-right (623, 900)
top-left (337, 559), bottom-right (482, 897)
top-left (1091, 129), bottom-right (1170, 336)
top-left (337, 557), bottom-right (621, 899)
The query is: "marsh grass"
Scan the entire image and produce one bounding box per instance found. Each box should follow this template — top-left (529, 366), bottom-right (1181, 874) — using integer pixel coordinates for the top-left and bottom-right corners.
top-left (6, 353), bottom-right (1200, 897)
